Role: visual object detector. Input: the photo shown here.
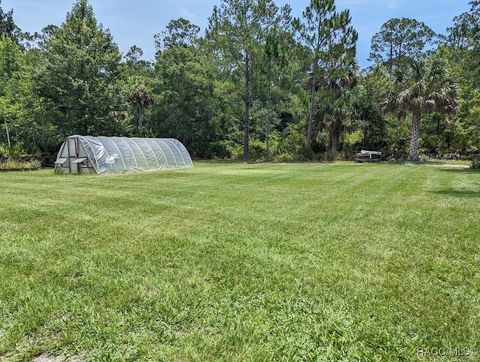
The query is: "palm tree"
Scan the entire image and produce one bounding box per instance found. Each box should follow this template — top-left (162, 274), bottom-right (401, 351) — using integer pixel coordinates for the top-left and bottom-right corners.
top-left (317, 61), bottom-right (357, 160)
top-left (385, 58), bottom-right (457, 161)
top-left (125, 78), bottom-right (153, 136)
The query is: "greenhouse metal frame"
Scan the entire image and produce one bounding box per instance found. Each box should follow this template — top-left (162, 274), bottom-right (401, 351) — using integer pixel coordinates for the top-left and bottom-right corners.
top-left (55, 136), bottom-right (193, 174)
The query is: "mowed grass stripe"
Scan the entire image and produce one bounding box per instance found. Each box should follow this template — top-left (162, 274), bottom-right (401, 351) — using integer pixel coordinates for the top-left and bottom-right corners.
top-left (0, 162), bottom-right (478, 361)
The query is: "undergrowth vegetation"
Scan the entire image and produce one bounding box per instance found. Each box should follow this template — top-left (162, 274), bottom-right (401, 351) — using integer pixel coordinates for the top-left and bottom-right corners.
top-left (0, 144), bottom-right (41, 171)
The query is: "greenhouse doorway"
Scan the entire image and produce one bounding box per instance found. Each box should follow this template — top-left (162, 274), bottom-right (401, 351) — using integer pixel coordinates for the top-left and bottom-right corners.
top-left (55, 136), bottom-right (93, 174)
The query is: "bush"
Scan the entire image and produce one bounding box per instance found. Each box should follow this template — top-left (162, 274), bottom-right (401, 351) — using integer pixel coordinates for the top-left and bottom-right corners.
top-left (0, 143), bottom-right (31, 161)
top-left (0, 144), bottom-right (41, 171)
top-left (9, 144), bottom-right (26, 160)
top-left (0, 144), bottom-right (8, 161)
top-left (248, 140), bottom-right (266, 160)
top-left (0, 159), bottom-right (41, 171)
top-left (217, 140), bottom-right (243, 160)
top-left (419, 154), bottom-right (430, 163)
top-left (471, 157), bottom-right (480, 169)
top-left (273, 152), bottom-right (296, 163)
top-left (344, 130), bottom-right (364, 152)
top-left (276, 125), bottom-right (306, 160)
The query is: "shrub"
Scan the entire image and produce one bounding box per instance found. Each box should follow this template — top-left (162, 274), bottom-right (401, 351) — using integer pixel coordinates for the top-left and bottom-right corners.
top-left (419, 154), bottom-right (430, 163)
top-left (346, 130), bottom-right (363, 145)
top-left (0, 143), bottom-right (42, 171)
top-left (273, 152), bottom-right (295, 163)
top-left (0, 144), bottom-right (8, 161)
top-left (8, 144), bottom-right (26, 160)
top-left (0, 143), bottom-right (31, 161)
top-left (0, 158), bottom-right (41, 172)
top-left (248, 140), bottom-right (266, 160)
top-left (471, 157), bottom-right (480, 169)
top-left (276, 125), bottom-right (306, 160)
top-left (215, 140), bottom-right (243, 160)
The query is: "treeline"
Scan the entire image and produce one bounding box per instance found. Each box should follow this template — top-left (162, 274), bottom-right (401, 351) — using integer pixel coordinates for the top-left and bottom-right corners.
top-left (0, 0), bottom-right (478, 163)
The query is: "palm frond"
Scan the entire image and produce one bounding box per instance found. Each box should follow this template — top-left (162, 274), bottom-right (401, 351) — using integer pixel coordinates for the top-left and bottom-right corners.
top-left (384, 57), bottom-right (457, 116)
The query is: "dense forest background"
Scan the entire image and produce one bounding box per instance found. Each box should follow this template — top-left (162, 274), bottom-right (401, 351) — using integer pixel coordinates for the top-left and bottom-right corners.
top-left (0, 0), bottom-right (478, 164)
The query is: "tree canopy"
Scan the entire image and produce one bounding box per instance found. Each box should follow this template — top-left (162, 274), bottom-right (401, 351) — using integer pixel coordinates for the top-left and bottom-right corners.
top-left (34, 0), bottom-right (124, 138)
top-left (0, 0), bottom-right (22, 43)
top-left (0, 0), bottom-right (478, 164)
top-left (369, 18), bottom-right (437, 80)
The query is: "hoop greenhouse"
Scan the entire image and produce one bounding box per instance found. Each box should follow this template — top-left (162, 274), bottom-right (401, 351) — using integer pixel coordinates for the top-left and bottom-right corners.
top-left (55, 136), bottom-right (193, 174)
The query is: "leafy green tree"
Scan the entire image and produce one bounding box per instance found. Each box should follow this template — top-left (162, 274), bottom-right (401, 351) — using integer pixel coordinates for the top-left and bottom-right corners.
top-left (293, 0), bottom-right (357, 149)
top-left (448, 1), bottom-right (479, 50)
top-left (0, 37), bottom-right (56, 158)
top-left (0, 0), bottom-right (22, 43)
top-left (0, 35), bottom-right (21, 147)
top-left (125, 45), bottom-right (145, 68)
top-left (254, 13), bottom-right (306, 160)
top-left (435, 56), bottom-right (479, 156)
top-left (28, 25), bottom-right (59, 49)
top-left (435, 1), bottom-right (480, 156)
top-left (154, 18), bottom-right (200, 52)
top-left (352, 66), bottom-right (390, 152)
top-left (452, 86), bottom-right (480, 155)
top-left (370, 18), bottom-right (436, 76)
top-left (153, 18), bottom-right (225, 157)
top-left (34, 0), bottom-right (125, 137)
top-left (252, 101), bottom-right (280, 159)
top-left (1, 0), bottom-right (479, 163)
top-left (207, 0), bottom-right (290, 160)
top-left (447, 1), bottom-right (479, 86)
top-left (153, 46), bottom-right (220, 156)
top-left (319, 35), bottom-right (357, 159)
top-left (385, 58), bottom-right (457, 161)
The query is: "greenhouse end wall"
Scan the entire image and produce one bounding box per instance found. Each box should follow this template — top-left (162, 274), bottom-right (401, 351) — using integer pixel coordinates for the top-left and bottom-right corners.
top-left (55, 136), bottom-right (193, 175)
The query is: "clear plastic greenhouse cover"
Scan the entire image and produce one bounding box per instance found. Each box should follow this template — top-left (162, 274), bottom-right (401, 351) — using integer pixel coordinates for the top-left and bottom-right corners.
top-left (55, 136), bottom-right (193, 174)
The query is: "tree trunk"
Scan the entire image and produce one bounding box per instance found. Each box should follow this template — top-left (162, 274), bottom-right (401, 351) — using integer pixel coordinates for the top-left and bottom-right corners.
top-left (307, 13), bottom-right (323, 150)
top-left (327, 119), bottom-right (342, 161)
top-left (243, 51), bottom-right (251, 161)
top-left (137, 107), bottom-right (144, 136)
top-left (388, 44), bottom-right (393, 80)
top-left (266, 132), bottom-right (270, 161)
top-left (4, 118), bottom-right (11, 148)
top-left (408, 110), bottom-right (421, 162)
top-left (306, 70), bottom-right (317, 148)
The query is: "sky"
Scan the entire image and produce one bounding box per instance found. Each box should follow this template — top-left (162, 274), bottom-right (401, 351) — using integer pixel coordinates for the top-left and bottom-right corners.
top-left (3, 0), bottom-right (472, 67)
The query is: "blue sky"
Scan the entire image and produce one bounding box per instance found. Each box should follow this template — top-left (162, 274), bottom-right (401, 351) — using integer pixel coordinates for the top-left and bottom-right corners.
top-left (3, 0), bottom-right (471, 67)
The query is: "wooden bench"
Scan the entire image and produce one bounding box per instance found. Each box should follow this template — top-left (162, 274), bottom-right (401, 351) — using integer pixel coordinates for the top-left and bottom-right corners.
top-left (355, 150), bottom-right (382, 163)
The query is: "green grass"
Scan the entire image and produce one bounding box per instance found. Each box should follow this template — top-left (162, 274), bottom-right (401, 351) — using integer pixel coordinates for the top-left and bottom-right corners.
top-left (0, 162), bottom-right (479, 361)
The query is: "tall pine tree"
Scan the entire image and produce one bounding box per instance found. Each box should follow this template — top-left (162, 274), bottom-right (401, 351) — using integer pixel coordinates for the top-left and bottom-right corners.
top-left (293, 0), bottom-right (357, 150)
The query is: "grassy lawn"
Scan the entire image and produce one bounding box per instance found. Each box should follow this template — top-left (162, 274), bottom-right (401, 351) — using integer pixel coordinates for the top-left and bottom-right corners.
top-left (0, 162), bottom-right (479, 361)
